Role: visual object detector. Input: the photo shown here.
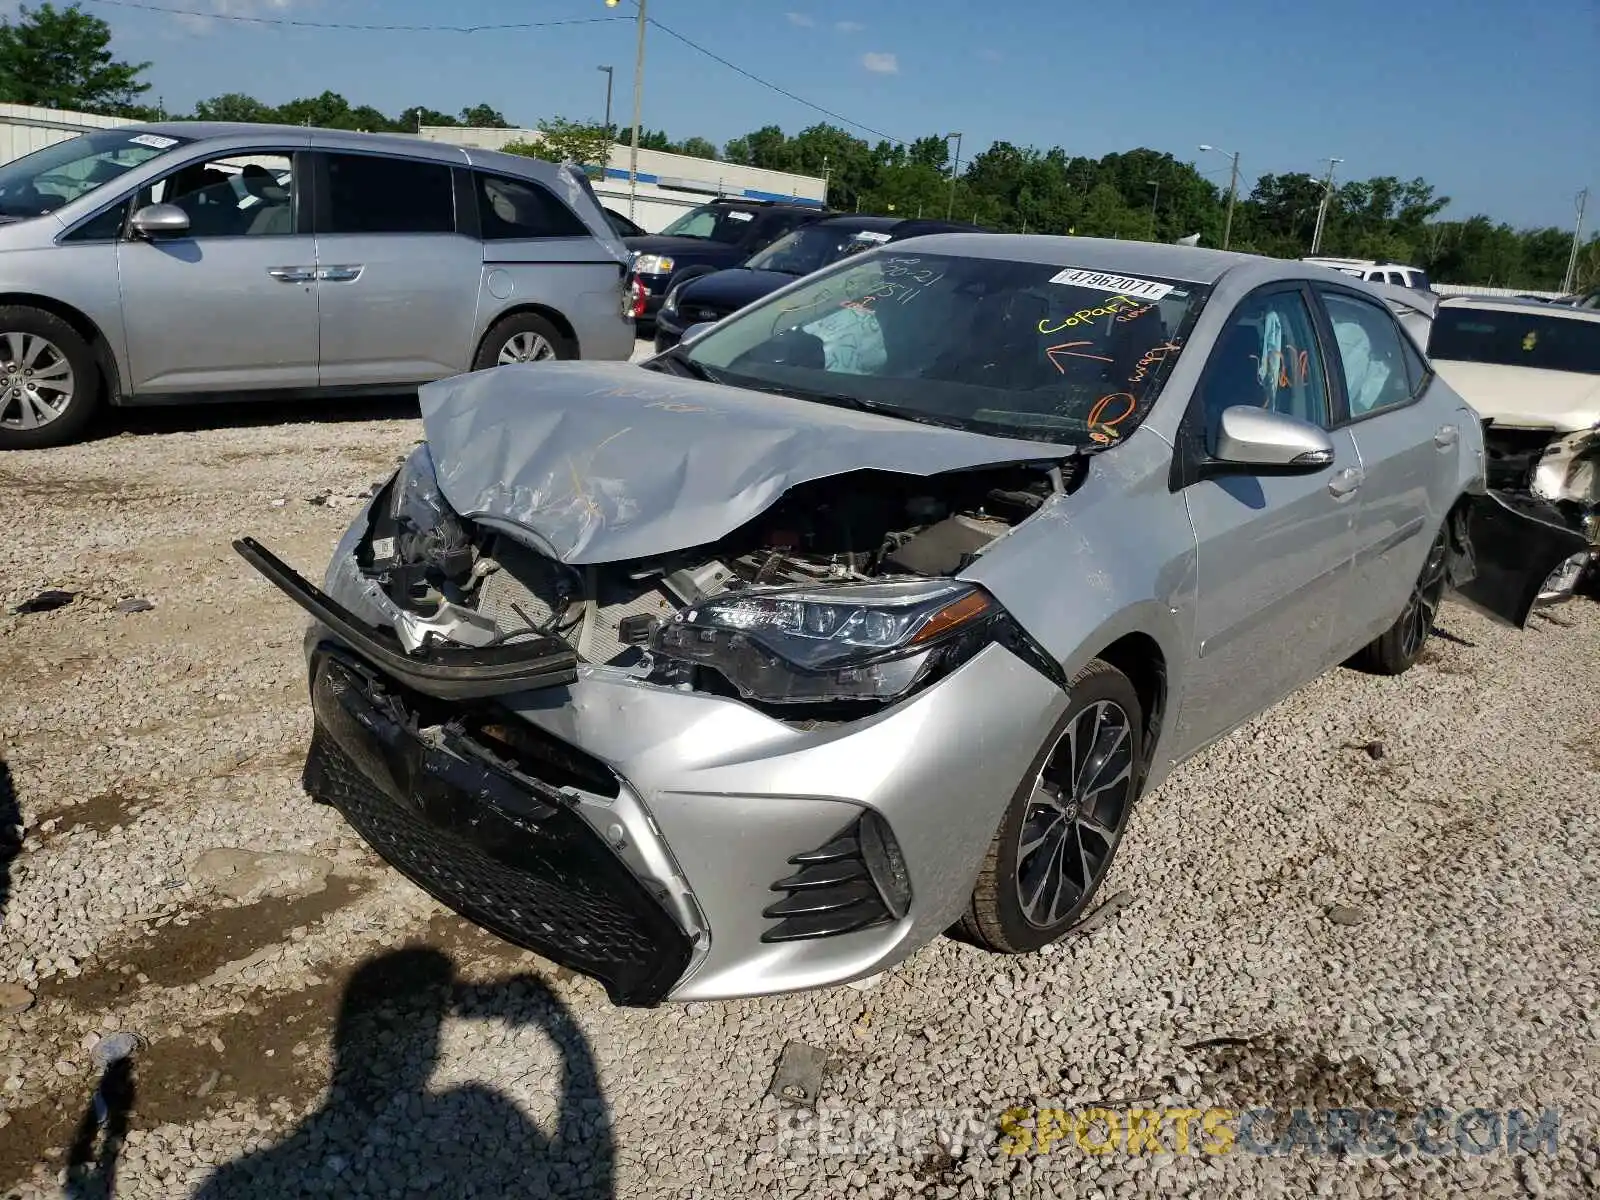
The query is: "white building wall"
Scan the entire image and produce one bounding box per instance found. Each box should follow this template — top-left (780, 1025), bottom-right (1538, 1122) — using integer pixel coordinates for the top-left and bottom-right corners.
top-left (0, 102), bottom-right (134, 162)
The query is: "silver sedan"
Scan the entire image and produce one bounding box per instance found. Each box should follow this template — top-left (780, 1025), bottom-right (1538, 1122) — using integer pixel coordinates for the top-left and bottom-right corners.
top-left (241, 236), bottom-right (1584, 1004)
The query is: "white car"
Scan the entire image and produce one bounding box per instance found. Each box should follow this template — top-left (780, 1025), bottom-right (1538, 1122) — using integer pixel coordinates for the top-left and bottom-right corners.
top-left (1303, 256), bottom-right (1432, 292)
top-left (1424, 296), bottom-right (1600, 596)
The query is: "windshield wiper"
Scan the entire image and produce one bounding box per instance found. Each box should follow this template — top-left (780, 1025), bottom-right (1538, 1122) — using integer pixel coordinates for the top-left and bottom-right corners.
top-left (748, 384), bottom-right (965, 430)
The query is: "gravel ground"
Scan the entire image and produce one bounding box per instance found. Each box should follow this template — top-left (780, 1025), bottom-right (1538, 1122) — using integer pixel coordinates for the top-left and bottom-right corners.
top-left (1, 359), bottom-right (1597, 1199)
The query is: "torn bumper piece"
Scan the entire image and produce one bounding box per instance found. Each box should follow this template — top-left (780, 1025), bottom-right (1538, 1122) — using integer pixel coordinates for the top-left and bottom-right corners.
top-left (234, 537), bottom-right (577, 700)
top-left (304, 651), bottom-right (694, 1006)
top-left (1448, 491), bottom-right (1592, 626)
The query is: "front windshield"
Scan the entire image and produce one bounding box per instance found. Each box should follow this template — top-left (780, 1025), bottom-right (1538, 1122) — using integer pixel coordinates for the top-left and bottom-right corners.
top-left (744, 224), bottom-right (890, 276)
top-left (0, 129), bottom-right (190, 219)
top-left (680, 251), bottom-right (1211, 445)
top-left (655, 203), bottom-right (757, 243)
top-left (1428, 307), bottom-right (1600, 374)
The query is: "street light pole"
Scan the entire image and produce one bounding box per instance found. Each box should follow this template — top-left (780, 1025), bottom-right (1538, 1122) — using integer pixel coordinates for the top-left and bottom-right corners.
top-left (1563, 187), bottom-right (1590, 295)
top-left (1200, 144), bottom-right (1241, 250)
top-left (605, 0), bottom-right (647, 222)
top-left (1147, 178), bottom-right (1160, 240)
top-left (1310, 156), bottom-right (1343, 255)
top-left (945, 131), bottom-right (963, 220)
top-left (597, 65), bottom-right (614, 132)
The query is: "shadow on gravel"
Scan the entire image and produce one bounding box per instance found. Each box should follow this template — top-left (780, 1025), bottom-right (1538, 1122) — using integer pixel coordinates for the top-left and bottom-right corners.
top-left (1, 753), bottom-right (19, 925)
top-left (92, 393), bottom-right (420, 441)
top-left (193, 947), bottom-right (614, 1199)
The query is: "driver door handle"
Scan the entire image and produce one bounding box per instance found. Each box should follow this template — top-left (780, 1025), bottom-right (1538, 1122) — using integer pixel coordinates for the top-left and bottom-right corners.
top-left (1435, 424), bottom-right (1459, 448)
top-left (1327, 466), bottom-right (1364, 498)
top-left (267, 266), bottom-right (315, 283)
top-left (316, 264), bottom-right (364, 283)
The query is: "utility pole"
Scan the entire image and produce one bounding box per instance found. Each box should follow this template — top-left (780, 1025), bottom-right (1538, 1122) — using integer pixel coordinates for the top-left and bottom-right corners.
top-left (1310, 156), bottom-right (1343, 255)
top-left (1147, 178), bottom-right (1160, 240)
top-left (1199, 144), bottom-right (1241, 250)
top-left (1563, 187), bottom-right (1590, 295)
top-left (597, 65), bottom-right (614, 133)
top-left (605, 0), bottom-right (647, 221)
top-left (945, 131), bottom-right (963, 220)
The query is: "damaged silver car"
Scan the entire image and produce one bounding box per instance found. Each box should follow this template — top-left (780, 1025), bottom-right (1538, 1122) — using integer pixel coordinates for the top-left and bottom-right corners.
top-left (239, 238), bottom-right (1584, 1005)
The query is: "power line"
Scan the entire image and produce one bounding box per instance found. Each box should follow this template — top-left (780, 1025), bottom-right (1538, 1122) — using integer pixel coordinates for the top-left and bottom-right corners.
top-left (641, 16), bottom-right (907, 145)
top-left (79, 1), bottom-right (628, 34)
top-left (83, 0), bottom-right (909, 146)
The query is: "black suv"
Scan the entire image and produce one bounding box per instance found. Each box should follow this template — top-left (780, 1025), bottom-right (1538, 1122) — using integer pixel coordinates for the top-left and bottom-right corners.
top-left (624, 198), bottom-right (833, 332)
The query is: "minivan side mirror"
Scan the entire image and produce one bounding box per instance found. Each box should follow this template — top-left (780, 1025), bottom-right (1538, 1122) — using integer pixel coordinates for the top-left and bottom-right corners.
top-left (1208, 406), bottom-right (1335, 475)
top-left (129, 203), bottom-right (190, 239)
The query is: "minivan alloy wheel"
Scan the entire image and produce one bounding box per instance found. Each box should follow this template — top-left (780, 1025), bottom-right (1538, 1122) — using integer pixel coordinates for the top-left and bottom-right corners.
top-left (497, 331), bottom-right (556, 365)
top-left (1015, 698), bottom-right (1135, 929)
top-left (0, 332), bottom-right (76, 430)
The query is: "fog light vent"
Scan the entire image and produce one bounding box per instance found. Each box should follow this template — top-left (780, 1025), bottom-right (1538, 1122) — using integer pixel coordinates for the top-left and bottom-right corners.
top-left (761, 811), bottom-right (911, 943)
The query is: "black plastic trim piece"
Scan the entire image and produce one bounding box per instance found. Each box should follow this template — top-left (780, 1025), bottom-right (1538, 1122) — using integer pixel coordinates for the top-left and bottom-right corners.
top-left (233, 536), bottom-right (578, 699)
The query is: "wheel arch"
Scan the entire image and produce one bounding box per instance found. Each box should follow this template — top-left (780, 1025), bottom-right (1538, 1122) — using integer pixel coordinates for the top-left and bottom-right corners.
top-left (1090, 632), bottom-right (1168, 793)
top-left (477, 303), bottom-right (579, 359)
top-left (0, 291), bottom-right (122, 405)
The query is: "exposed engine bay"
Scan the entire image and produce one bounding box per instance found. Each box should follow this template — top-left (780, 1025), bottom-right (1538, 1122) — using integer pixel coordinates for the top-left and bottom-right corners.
top-left (1482, 420), bottom-right (1600, 592)
top-left (355, 463), bottom-right (1068, 703)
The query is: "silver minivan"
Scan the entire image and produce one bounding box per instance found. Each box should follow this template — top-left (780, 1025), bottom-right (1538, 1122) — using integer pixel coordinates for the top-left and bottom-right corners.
top-left (0, 123), bottom-right (638, 449)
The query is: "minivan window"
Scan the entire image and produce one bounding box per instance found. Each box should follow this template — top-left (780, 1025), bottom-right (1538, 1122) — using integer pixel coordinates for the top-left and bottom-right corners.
top-left (145, 153), bottom-right (295, 238)
top-left (0, 129), bottom-right (190, 220)
top-left (324, 153), bottom-right (454, 235)
top-left (475, 173), bottom-right (589, 240)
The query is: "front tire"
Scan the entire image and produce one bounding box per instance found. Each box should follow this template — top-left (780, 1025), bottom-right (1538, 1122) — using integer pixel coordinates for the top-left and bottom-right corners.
top-left (0, 306), bottom-right (101, 450)
top-left (1349, 530), bottom-right (1448, 675)
top-left (959, 659), bottom-right (1143, 953)
top-left (472, 312), bottom-right (574, 371)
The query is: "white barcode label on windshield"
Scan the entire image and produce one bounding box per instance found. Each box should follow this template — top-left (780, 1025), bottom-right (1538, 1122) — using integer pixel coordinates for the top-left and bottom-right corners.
top-left (1048, 268), bottom-right (1174, 301)
top-left (128, 134), bottom-right (178, 149)
top-left (726, 210), bottom-right (754, 221)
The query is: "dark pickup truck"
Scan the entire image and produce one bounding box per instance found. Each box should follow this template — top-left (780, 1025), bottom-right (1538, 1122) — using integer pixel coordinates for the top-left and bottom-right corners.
top-left (624, 198), bottom-right (833, 333)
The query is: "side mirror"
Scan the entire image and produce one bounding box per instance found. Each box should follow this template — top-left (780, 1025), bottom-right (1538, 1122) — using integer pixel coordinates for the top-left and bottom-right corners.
top-left (129, 203), bottom-right (190, 239)
top-left (1209, 406), bottom-right (1335, 474)
top-left (680, 321), bottom-right (717, 343)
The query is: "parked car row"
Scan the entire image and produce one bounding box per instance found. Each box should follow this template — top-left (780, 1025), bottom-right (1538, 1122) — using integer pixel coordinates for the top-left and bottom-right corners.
top-left (239, 235), bottom-right (1589, 1006)
top-left (0, 123), bottom-right (638, 449)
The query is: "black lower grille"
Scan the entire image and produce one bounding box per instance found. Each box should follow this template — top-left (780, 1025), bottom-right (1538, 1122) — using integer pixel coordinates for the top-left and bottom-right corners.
top-left (305, 655), bottom-right (691, 1006)
top-left (761, 812), bottom-right (911, 943)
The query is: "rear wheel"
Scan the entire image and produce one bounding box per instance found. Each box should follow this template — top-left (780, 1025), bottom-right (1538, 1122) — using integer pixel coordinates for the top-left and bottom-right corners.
top-left (0, 306), bottom-right (101, 450)
top-left (1349, 530), bottom-right (1449, 675)
top-left (959, 659), bottom-right (1143, 953)
top-left (472, 312), bottom-right (573, 371)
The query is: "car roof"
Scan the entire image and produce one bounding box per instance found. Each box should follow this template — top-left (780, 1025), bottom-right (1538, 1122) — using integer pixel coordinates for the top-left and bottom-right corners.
top-left (1439, 295), bottom-right (1600, 323)
top-left (122, 121), bottom-right (578, 184)
top-left (879, 233), bottom-right (1281, 285)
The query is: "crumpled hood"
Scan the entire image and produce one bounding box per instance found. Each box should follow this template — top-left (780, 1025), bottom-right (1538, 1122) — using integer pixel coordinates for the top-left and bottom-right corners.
top-left (1432, 360), bottom-right (1600, 432)
top-left (419, 362), bottom-right (1073, 565)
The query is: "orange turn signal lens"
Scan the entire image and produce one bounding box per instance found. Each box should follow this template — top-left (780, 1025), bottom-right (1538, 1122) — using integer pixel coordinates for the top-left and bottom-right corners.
top-left (909, 590), bottom-right (992, 645)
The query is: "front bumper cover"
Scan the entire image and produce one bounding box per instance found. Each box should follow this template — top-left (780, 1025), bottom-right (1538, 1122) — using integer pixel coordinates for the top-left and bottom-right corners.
top-left (305, 651), bottom-right (694, 1006)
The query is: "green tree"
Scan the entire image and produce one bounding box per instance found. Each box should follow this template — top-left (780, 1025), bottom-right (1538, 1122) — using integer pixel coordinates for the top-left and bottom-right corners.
top-left (677, 136), bottom-right (718, 161)
top-left (506, 117), bottom-right (613, 168)
top-left (398, 105), bottom-right (458, 130)
top-left (0, 2), bottom-right (150, 114)
top-left (459, 103), bottom-right (509, 127)
top-left (192, 92), bottom-right (276, 123)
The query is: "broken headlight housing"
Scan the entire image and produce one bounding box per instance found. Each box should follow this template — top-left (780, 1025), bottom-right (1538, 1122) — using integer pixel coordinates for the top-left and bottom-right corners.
top-left (362, 445), bottom-right (479, 614)
top-left (651, 579), bottom-right (1003, 704)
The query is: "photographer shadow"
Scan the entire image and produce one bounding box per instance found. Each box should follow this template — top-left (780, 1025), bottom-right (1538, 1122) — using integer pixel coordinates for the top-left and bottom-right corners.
top-left (194, 947), bottom-right (614, 1199)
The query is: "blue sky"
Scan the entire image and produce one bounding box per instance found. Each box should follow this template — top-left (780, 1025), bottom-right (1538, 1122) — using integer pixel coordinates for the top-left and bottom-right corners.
top-left (87, 0), bottom-right (1598, 229)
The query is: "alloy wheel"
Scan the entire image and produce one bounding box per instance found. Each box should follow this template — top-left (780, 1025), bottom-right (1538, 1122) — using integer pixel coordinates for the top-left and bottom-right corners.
top-left (0, 331), bottom-right (76, 431)
top-left (1399, 537), bottom-right (1450, 660)
top-left (497, 331), bottom-right (556, 365)
top-left (1014, 699), bottom-right (1135, 929)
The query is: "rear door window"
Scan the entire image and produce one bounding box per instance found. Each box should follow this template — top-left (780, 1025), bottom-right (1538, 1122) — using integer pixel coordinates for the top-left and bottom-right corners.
top-left (322, 153), bottom-right (455, 234)
top-left (1320, 291), bottom-right (1419, 417)
top-left (475, 172), bottom-right (590, 239)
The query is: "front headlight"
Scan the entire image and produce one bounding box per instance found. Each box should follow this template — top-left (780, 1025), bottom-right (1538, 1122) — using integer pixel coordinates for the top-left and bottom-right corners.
top-left (633, 254), bottom-right (675, 275)
top-left (652, 579), bottom-right (1001, 704)
top-left (365, 444), bottom-right (472, 582)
